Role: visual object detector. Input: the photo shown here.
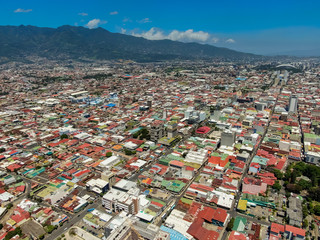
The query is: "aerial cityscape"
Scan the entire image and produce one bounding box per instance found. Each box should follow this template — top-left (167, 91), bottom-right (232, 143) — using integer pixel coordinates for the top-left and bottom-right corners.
top-left (0, 1), bottom-right (320, 240)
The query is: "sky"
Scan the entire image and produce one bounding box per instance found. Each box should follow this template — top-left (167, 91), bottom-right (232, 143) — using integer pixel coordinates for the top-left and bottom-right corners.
top-left (1, 0), bottom-right (320, 55)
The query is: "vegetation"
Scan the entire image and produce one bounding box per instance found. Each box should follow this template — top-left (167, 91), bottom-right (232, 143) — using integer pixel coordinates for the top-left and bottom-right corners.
top-left (303, 219), bottom-right (308, 228)
top-left (60, 134), bottom-right (69, 140)
top-left (314, 205), bottom-right (320, 216)
top-left (226, 217), bottom-right (235, 231)
top-left (271, 168), bottom-right (284, 179)
top-left (44, 225), bottom-right (57, 234)
top-left (0, 25), bottom-right (255, 63)
top-left (106, 152), bottom-right (113, 158)
top-left (272, 180), bottom-right (282, 191)
top-left (124, 149), bottom-right (136, 156)
top-left (4, 227), bottom-right (22, 240)
top-left (6, 203), bottom-right (13, 209)
top-left (283, 162), bottom-right (320, 197)
top-left (132, 128), bottom-right (150, 140)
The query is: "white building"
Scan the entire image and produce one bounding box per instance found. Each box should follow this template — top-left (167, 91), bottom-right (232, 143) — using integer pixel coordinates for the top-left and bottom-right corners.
top-left (102, 189), bottom-right (139, 214)
top-left (184, 149), bottom-right (208, 165)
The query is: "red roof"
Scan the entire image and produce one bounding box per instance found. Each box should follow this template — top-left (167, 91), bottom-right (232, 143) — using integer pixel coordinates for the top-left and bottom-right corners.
top-left (74, 169), bottom-right (90, 177)
top-left (212, 208), bottom-right (228, 223)
top-left (270, 223), bottom-right (285, 234)
top-left (285, 225), bottom-right (305, 237)
top-left (187, 218), bottom-right (219, 240)
top-left (169, 160), bottom-right (184, 167)
top-left (151, 201), bottom-right (163, 208)
top-left (229, 231), bottom-right (247, 240)
top-left (196, 126), bottom-right (211, 134)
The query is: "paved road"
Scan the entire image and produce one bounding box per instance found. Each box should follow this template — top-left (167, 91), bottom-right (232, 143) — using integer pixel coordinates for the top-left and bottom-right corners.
top-left (221, 89), bottom-right (281, 239)
top-left (45, 201), bottom-right (99, 240)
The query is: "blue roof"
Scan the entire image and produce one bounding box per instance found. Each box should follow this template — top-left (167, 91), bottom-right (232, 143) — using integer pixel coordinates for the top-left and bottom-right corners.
top-left (105, 103), bottom-right (116, 107)
top-left (160, 226), bottom-right (187, 240)
top-left (236, 77), bottom-right (247, 81)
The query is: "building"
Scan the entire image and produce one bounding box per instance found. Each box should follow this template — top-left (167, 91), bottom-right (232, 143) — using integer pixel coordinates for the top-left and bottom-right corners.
top-left (101, 170), bottom-right (116, 187)
top-left (305, 151), bottom-right (320, 165)
top-left (86, 178), bottom-right (109, 194)
top-left (288, 95), bottom-right (298, 113)
top-left (150, 120), bottom-right (165, 142)
top-left (102, 189), bottom-right (139, 214)
top-left (167, 121), bottom-right (178, 138)
top-left (221, 130), bottom-right (236, 147)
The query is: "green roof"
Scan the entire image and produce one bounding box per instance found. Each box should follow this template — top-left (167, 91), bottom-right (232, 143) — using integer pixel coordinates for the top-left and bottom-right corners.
top-left (180, 197), bottom-right (193, 205)
top-left (161, 180), bottom-right (186, 193)
top-left (232, 216), bottom-right (247, 232)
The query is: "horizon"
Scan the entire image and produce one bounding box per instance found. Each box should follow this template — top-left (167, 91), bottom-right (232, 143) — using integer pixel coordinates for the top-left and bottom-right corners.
top-left (1, 0), bottom-right (320, 56)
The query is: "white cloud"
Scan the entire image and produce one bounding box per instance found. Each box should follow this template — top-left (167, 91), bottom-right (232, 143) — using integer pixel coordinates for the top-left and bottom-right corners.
top-left (132, 28), bottom-right (214, 43)
top-left (226, 38), bottom-right (235, 43)
top-left (14, 8), bottom-right (32, 13)
top-left (212, 37), bottom-right (219, 43)
top-left (78, 12), bottom-right (88, 16)
top-left (121, 28), bottom-right (127, 34)
top-left (138, 18), bottom-right (151, 23)
top-left (110, 11), bottom-right (118, 15)
top-left (85, 19), bottom-right (107, 29)
top-left (123, 17), bottom-right (131, 23)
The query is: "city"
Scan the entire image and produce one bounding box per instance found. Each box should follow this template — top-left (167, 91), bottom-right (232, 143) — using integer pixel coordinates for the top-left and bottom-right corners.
top-left (0, 59), bottom-right (319, 240)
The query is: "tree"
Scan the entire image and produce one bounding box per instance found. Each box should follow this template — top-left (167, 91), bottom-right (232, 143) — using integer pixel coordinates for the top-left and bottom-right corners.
top-left (60, 134), bottom-right (68, 140)
top-left (272, 169), bottom-right (284, 180)
top-left (314, 205), bottom-right (320, 216)
top-left (226, 217), bottom-right (235, 231)
top-left (6, 203), bottom-right (13, 209)
top-left (286, 184), bottom-right (302, 193)
top-left (106, 152), bottom-right (112, 158)
top-left (4, 227), bottom-right (22, 240)
top-left (308, 187), bottom-right (320, 202)
top-left (303, 219), bottom-right (309, 229)
top-left (272, 181), bottom-right (282, 191)
top-left (297, 179), bottom-right (312, 190)
top-left (310, 223), bottom-right (315, 230)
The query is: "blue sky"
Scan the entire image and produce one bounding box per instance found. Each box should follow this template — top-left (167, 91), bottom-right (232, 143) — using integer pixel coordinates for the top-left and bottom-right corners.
top-left (1, 0), bottom-right (320, 55)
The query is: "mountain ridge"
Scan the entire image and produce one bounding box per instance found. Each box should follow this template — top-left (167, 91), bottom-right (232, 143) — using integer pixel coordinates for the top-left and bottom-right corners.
top-left (0, 25), bottom-right (258, 62)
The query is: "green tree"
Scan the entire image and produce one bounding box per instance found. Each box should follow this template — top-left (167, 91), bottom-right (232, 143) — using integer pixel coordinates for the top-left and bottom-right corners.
top-left (226, 217), bottom-right (235, 231)
top-left (303, 219), bottom-right (309, 228)
top-left (297, 179), bottom-right (312, 190)
top-left (4, 227), bottom-right (22, 240)
top-left (310, 223), bottom-right (315, 230)
top-left (60, 134), bottom-right (68, 140)
top-left (272, 181), bottom-right (282, 191)
top-left (314, 205), bottom-right (320, 216)
top-left (6, 203), bottom-right (13, 209)
top-left (309, 187), bottom-right (320, 202)
top-left (272, 169), bottom-right (284, 180)
top-left (106, 152), bottom-right (112, 158)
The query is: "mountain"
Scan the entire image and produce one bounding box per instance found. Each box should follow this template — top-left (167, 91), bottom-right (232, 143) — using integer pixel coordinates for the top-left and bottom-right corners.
top-left (0, 25), bottom-right (257, 62)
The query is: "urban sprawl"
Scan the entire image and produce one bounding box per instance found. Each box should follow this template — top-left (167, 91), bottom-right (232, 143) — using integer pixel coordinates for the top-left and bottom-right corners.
top-left (0, 59), bottom-right (319, 240)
